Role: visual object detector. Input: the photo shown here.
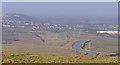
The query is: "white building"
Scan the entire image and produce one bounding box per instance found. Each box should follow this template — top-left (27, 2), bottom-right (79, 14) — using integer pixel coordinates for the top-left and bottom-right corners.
top-left (96, 31), bottom-right (118, 34)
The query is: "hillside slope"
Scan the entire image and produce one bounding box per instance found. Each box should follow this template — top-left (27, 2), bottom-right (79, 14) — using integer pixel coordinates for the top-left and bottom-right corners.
top-left (2, 52), bottom-right (118, 63)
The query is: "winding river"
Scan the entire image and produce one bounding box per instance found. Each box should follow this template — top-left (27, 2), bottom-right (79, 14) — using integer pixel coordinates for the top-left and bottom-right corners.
top-left (72, 40), bottom-right (97, 56)
top-left (58, 34), bottom-right (118, 56)
top-left (59, 34), bottom-right (98, 56)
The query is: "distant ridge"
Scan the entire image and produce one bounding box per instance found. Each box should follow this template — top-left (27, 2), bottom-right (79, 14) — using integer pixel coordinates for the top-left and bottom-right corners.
top-left (2, 13), bottom-right (40, 22)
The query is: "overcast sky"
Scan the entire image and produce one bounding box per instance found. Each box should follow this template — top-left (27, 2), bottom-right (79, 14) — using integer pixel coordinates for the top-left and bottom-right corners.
top-left (2, 2), bottom-right (118, 18)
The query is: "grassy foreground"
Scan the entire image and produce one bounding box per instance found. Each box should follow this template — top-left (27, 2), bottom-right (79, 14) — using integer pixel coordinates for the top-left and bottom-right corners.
top-left (2, 52), bottom-right (118, 63)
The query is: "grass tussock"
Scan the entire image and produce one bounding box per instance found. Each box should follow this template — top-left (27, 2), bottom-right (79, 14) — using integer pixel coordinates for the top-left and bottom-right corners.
top-left (2, 52), bottom-right (118, 63)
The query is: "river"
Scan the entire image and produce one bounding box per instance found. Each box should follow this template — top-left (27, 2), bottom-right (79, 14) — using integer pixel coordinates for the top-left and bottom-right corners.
top-left (58, 34), bottom-right (118, 56)
top-left (72, 40), bottom-right (97, 56)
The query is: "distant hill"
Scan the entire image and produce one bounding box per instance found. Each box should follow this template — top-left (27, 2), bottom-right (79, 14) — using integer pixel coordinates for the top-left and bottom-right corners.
top-left (2, 13), bottom-right (41, 23)
top-left (2, 13), bottom-right (117, 24)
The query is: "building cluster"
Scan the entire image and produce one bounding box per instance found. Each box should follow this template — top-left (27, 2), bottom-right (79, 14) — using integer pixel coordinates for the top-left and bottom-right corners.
top-left (2, 18), bottom-right (118, 34)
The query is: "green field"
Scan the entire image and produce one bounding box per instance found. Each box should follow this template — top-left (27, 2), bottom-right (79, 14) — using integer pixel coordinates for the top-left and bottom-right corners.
top-left (2, 52), bottom-right (118, 63)
top-left (2, 28), bottom-right (77, 54)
